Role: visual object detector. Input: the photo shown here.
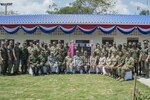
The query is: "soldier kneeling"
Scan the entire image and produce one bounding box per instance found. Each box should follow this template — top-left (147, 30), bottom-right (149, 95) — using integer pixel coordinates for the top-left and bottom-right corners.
top-left (29, 50), bottom-right (40, 76)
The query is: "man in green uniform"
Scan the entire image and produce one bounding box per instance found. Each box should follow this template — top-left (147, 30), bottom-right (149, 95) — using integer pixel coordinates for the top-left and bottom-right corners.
top-left (29, 50), bottom-right (40, 76)
top-left (116, 51), bottom-right (125, 80)
top-left (38, 50), bottom-right (47, 75)
top-left (130, 42), bottom-right (140, 75)
top-left (109, 42), bottom-right (117, 57)
top-left (0, 41), bottom-right (8, 76)
top-left (21, 42), bottom-right (29, 74)
top-left (139, 40), bottom-right (149, 77)
top-left (50, 42), bottom-right (58, 56)
top-left (120, 52), bottom-right (134, 81)
top-left (13, 42), bottom-right (21, 75)
top-left (7, 40), bottom-right (14, 75)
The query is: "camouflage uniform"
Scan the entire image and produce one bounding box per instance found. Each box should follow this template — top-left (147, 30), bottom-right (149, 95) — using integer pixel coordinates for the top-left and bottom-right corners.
top-left (7, 45), bottom-right (14, 75)
top-left (13, 43), bottom-right (21, 74)
top-left (121, 56), bottom-right (134, 78)
top-left (0, 43), bottom-right (8, 75)
top-left (38, 52), bottom-right (47, 74)
top-left (56, 52), bottom-right (65, 73)
top-left (90, 53), bottom-right (97, 73)
top-left (29, 52), bottom-right (40, 75)
top-left (21, 44), bottom-right (29, 74)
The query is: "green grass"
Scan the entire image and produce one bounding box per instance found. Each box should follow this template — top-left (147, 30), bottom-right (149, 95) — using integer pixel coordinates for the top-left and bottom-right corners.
top-left (0, 74), bottom-right (149, 100)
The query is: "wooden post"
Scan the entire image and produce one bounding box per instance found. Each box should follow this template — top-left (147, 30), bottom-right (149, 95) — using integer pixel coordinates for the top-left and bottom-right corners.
top-left (132, 73), bottom-right (137, 100)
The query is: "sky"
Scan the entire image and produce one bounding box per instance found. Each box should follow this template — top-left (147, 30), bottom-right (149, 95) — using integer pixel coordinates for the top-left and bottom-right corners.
top-left (0, 0), bottom-right (149, 15)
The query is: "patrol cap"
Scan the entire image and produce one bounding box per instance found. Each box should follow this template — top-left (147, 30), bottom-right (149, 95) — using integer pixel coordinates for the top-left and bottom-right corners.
top-left (143, 40), bottom-right (149, 44)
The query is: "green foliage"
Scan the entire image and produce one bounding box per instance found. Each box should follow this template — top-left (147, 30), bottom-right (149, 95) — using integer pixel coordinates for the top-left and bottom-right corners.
top-left (47, 0), bottom-right (117, 14)
top-left (139, 10), bottom-right (150, 15)
top-left (135, 89), bottom-right (150, 100)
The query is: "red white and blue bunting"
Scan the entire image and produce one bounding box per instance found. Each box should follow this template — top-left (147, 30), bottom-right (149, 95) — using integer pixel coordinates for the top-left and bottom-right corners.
top-left (98, 26), bottom-right (116, 34)
top-left (0, 25), bottom-right (150, 34)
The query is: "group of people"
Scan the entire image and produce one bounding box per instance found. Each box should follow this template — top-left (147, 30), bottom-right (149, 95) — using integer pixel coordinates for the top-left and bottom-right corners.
top-left (0, 40), bottom-right (150, 81)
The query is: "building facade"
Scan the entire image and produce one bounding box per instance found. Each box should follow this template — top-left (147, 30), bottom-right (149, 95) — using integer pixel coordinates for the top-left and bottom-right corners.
top-left (0, 14), bottom-right (150, 46)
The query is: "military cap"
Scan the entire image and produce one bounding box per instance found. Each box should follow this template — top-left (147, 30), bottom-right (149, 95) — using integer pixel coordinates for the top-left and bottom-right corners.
top-left (143, 40), bottom-right (149, 44)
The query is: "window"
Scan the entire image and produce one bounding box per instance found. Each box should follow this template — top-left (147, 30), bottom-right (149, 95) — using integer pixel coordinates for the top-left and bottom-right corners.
top-left (127, 37), bottom-right (139, 45)
top-left (26, 40), bottom-right (39, 46)
top-left (102, 37), bottom-right (114, 45)
top-left (76, 40), bottom-right (91, 55)
top-left (50, 40), bottom-right (64, 44)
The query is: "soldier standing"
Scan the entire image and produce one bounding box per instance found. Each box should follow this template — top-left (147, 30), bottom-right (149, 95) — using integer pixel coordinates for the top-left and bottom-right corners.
top-left (109, 42), bottom-right (117, 57)
top-left (139, 40), bottom-right (149, 77)
top-left (50, 42), bottom-right (58, 56)
top-left (7, 40), bottom-right (14, 75)
top-left (13, 42), bottom-right (21, 75)
top-left (146, 52), bottom-right (150, 78)
top-left (0, 41), bottom-right (8, 75)
top-left (21, 43), bottom-right (29, 74)
top-left (129, 43), bottom-right (140, 75)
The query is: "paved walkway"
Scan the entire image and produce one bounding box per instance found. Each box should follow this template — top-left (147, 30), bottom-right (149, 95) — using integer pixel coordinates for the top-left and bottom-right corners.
top-left (137, 77), bottom-right (150, 87)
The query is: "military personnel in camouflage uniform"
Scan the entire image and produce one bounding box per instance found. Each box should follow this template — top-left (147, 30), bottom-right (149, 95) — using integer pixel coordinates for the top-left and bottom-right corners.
top-left (120, 52), bottom-right (134, 81)
top-left (29, 50), bottom-right (40, 76)
top-left (28, 42), bottom-right (35, 55)
top-left (56, 50), bottom-right (65, 73)
top-left (34, 43), bottom-right (43, 55)
top-left (146, 52), bottom-right (150, 78)
top-left (122, 43), bottom-right (128, 58)
top-left (72, 51), bottom-right (83, 74)
top-left (7, 40), bottom-right (14, 75)
top-left (109, 42), bottom-right (117, 57)
top-left (130, 42), bottom-right (140, 75)
top-left (21, 43), bottom-right (29, 74)
top-left (0, 41), bottom-right (8, 75)
top-left (139, 40), bottom-right (150, 77)
top-left (94, 43), bottom-right (101, 65)
top-left (105, 54), bottom-right (112, 76)
top-left (116, 51), bottom-right (125, 80)
top-left (38, 50), bottom-right (47, 75)
top-left (13, 42), bottom-right (21, 75)
top-left (110, 51), bottom-right (118, 77)
top-left (82, 51), bottom-right (90, 73)
top-left (50, 42), bottom-right (58, 56)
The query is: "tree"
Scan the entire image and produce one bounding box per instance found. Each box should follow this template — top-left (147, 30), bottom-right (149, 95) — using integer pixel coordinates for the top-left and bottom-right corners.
top-left (139, 9), bottom-right (150, 15)
top-left (47, 0), bottom-right (117, 14)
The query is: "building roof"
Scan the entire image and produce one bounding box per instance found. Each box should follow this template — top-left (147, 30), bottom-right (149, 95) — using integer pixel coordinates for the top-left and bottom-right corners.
top-left (0, 14), bottom-right (150, 25)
